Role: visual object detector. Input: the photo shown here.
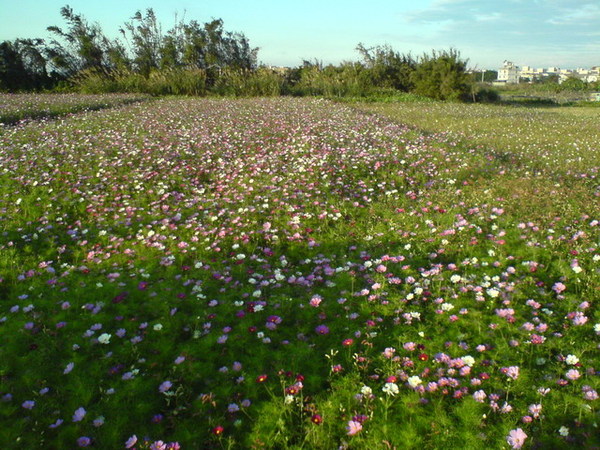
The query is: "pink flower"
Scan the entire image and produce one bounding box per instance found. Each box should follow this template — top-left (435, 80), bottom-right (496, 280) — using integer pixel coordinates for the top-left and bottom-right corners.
top-left (309, 295), bottom-right (322, 307)
top-left (565, 369), bottom-right (580, 380)
top-left (528, 403), bottom-right (542, 418)
top-left (552, 282), bottom-right (566, 293)
top-left (382, 347), bottom-right (396, 359)
top-left (125, 435), bottom-right (138, 449)
top-left (503, 366), bottom-right (520, 380)
top-left (473, 390), bottom-right (487, 403)
top-left (506, 428), bottom-right (527, 449)
top-left (346, 420), bottom-right (363, 436)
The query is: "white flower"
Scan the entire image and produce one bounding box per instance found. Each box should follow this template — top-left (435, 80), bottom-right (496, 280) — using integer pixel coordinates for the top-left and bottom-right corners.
top-left (486, 288), bottom-right (500, 298)
top-left (153, 324), bottom-right (163, 331)
top-left (462, 356), bottom-right (475, 367)
top-left (450, 275), bottom-right (462, 283)
top-left (565, 354), bottom-right (579, 365)
top-left (558, 426), bottom-right (569, 436)
top-left (441, 303), bottom-right (454, 312)
top-left (382, 382), bottom-right (399, 396)
top-left (407, 376), bottom-right (422, 388)
top-left (97, 333), bottom-right (111, 344)
top-left (360, 385), bottom-right (373, 396)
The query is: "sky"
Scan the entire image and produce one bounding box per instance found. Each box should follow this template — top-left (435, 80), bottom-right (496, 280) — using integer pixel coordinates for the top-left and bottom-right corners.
top-left (1, 0), bottom-right (599, 70)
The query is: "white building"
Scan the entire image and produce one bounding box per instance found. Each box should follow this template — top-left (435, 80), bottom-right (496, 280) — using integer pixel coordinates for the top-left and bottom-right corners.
top-left (497, 62), bottom-right (599, 84)
top-left (497, 61), bottom-right (520, 83)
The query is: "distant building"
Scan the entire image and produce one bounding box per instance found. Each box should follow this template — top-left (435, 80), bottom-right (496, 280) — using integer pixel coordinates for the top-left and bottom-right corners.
top-left (496, 62), bottom-right (599, 84)
top-left (497, 61), bottom-right (520, 83)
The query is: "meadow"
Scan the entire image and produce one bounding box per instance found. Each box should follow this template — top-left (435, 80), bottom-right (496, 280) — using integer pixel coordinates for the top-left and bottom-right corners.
top-left (0, 93), bottom-right (150, 125)
top-left (0, 96), bottom-right (598, 449)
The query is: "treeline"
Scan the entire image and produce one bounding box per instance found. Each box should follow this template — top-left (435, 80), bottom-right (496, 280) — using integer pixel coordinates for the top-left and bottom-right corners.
top-left (1, 5), bottom-right (487, 101)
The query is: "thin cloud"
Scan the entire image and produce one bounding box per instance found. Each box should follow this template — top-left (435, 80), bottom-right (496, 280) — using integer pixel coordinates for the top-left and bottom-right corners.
top-left (547, 4), bottom-right (600, 24)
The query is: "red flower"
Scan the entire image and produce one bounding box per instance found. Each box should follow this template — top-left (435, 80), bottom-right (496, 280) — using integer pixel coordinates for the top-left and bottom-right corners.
top-left (418, 353), bottom-right (429, 361)
top-left (311, 414), bottom-right (323, 425)
top-left (256, 374), bottom-right (268, 383)
top-left (212, 425), bottom-right (224, 436)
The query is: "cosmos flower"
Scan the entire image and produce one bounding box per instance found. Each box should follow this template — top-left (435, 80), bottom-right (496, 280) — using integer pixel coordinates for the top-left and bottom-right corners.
top-left (346, 420), bottom-right (363, 436)
top-left (73, 407), bottom-right (86, 422)
top-left (506, 428), bottom-right (527, 449)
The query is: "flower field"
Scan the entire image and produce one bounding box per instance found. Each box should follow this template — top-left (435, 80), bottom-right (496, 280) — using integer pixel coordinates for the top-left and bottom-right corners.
top-left (0, 97), bottom-right (598, 449)
top-left (0, 93), bottom-right (150, 125)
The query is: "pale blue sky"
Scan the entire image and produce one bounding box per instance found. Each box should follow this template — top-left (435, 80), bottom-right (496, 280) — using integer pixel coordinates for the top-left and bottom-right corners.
top-left (1, 0), bottom-right (599, 69)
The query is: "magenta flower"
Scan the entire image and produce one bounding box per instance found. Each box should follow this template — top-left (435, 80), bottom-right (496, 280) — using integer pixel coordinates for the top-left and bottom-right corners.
top-left (506, 428), bottom-right (527, 449)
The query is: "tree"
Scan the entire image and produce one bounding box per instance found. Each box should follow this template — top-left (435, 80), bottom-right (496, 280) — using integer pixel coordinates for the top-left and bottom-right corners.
top-left (356, 43), bottom-right (415, 91)
top-left (410, 49), bottom-right (472, 101)
top-left (560, 76), bottom-right (587, 91)
top-left (46, 5), bottom-right (110, 75)
top-left (122, 9), bottom-right (162, 76)
top-left (0, 39), bottom-right (50, 91)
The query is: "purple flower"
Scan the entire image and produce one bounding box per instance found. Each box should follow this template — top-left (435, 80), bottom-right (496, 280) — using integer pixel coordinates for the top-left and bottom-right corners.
top-left (227, 403), bottom-right (240, 413)
top-left (49, 419), bottom-right (63, 429)
top-left (93, 416), bottom-right (105, 427)
top-left (22, 400), bottom-right (35, 409)
top-left (77, 436), bottom-right (91, 447)
top-left (159, 380), bottom-right (173, 393)
top-left (72, 407), bottom-right (86, 422)
top-left (125, 435), bottom-right (138, 448)
top-left (315, 324), bottom-right (330, 335)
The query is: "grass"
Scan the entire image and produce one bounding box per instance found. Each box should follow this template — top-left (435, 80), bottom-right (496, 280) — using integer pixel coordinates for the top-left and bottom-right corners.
top-left (0, 96), bottom-right (598, 449)
top-left (354, 101), bottom-right (600, 174)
